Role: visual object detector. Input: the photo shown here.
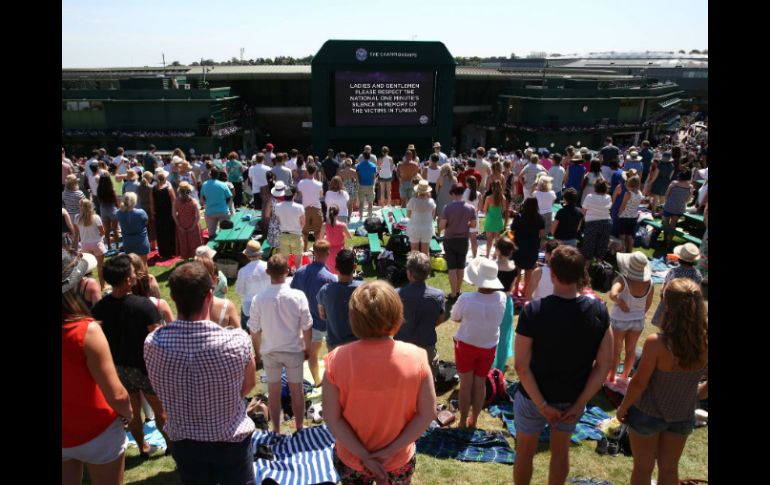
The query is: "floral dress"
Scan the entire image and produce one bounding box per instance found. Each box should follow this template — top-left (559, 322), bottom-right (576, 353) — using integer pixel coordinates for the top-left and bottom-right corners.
top-left (267, 198), bottom-right (281, 248)
top-left (342, 173), bottom-right (359, 203)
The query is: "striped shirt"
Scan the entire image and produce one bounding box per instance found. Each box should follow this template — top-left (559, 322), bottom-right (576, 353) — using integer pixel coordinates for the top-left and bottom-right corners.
top-left (144, 320), bottom-right (255, 442)
top-left (62, 189), bottom-right (85, 218)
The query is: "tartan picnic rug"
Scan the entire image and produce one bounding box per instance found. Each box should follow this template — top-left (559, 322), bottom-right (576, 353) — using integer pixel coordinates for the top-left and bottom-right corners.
top-left (415, 428), bottom-right (515, 464)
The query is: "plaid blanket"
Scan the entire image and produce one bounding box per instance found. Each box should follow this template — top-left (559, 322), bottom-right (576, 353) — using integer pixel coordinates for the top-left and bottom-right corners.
top-left (487, 383), bottom-right (611, 443)
top-left (416, 428), bottom-right (515, 464)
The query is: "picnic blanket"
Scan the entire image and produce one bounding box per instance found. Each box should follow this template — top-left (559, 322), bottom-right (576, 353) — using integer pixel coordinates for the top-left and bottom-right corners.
top-left (650, 257), bottom-right (671, 284)
top-left (251, 426), bottom-right (339, 485)
top-left (126, 419), bottom-right (167, 449)
top-left (415, 428), bottom-right (515, 464)
top-left (487, 383), bottom-right (611, 443)
top-left (147, 250), bottom-right (183, 267)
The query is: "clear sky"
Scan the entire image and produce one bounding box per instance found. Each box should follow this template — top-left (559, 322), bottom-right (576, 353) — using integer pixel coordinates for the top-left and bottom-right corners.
top-left (62, 0), bottom-right (707, 68)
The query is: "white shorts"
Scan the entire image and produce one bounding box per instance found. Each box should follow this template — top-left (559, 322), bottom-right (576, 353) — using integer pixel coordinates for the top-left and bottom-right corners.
top-left (262, 351), bottom-right (305, 384)
top-left (407, 227), bottom-right (434, 244)
top-left (62, 418), bottom-right (128, 464)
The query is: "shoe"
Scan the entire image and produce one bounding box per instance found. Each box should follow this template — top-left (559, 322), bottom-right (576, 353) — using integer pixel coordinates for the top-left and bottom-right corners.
top-left (139, 444), bottom-right (160, 459)
top-left (607, 441), bottom-right (620, 456)
top-left (595, 437), bottom-right (609, 455)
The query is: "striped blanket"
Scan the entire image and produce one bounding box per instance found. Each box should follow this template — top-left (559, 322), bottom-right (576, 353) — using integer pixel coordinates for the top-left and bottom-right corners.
top-left (251, 426), bottom-right (339, 485)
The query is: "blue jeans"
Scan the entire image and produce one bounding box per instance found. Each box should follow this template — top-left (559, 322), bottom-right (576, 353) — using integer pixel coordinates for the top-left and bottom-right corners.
top-left (626, 406), bottom-right (695, 436)
top-left (171, 436), bottom-right (256, 485)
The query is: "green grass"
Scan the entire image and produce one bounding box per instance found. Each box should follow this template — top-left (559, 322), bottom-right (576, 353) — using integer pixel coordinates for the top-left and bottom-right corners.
top-left (96, 190), bottom-right (707, 484)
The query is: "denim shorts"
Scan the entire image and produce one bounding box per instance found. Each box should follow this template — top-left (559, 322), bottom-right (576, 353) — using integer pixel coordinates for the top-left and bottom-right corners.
top-left (610, 318), bottom-right (645, 332)
top-left (513, 392), bottom-right (584, 435)
top-left (312, 328), bottom-right (326, 342)
top-left (626, 405), bottom-right (695, 436)
top-left (559, 239), bottom-right (578, 247)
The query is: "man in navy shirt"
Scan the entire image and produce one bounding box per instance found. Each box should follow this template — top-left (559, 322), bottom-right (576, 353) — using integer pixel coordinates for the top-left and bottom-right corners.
top-left (396, 252), bottom-right (445, 378)
top-left (290, 239), bottom-right (337, 386)
top-left (599, 136), bottom-right (620, 181)
top-left (317, 249), bottom-right (362, 351)
top-left (639, 140), bottom-right (654, 184)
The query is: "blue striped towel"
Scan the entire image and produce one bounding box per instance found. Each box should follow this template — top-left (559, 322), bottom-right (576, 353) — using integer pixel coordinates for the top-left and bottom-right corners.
top-left (251, 425), bottom-right (339, 485)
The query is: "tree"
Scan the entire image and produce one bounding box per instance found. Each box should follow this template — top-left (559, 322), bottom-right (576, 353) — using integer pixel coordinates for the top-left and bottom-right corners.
top-left (191, 61), bottom-right (200, 66)
top-left (702, 49), bottom-right (708, 54)
top-left (170, 61), bottom-right (181, 66)
top-left (689, 49), bottom-right (701, 54)
top-left (509, 52), bottom-right (516, 59)
top-left (678, 50), bottom-right (686, 54)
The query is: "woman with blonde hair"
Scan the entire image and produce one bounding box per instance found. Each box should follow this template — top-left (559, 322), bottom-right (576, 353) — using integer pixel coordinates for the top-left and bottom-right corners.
top-left (484, 160), bottom-right (506, 195)
top-left (324, 280), bottom-right (436, 484)
top-left (178, 161), bottom-right (198, 200)
top-left (406, 180), bottom-right (436, 256)
top-left (532, 173), bottom-right (556, 247)
top-left (116, 192), bottom-right (151, 263)
top-left (616, 173), bottom-right (647, 252)
top-left (435, 163), bottom-right (456, 218)
top-left (121, 168), bottom-right (140, 196)
top-left (462, 175), bottom-right (482, 258)
top-left (63, 174), bottom-right (86, 221)
top-left (150, 170), bottom-right (177, 259)
top-left (127, 253), bottom-right (173, 323)
top-left (339, 159), bottom-right (359, 216)
top-left (325, 176), bottom-right (350, 223)
top-left (196, 255), bottom-right (240, 329)
top-left (482, 180), bottom-right (506, 258)
top-left (173, 182), bottom-right (202, 260)
top-left (617, 278), bottom-right (708, 485)
top-left (377, 146), bottom-right (394, 207)
top-left (74, 198), bottom-right (108, 289)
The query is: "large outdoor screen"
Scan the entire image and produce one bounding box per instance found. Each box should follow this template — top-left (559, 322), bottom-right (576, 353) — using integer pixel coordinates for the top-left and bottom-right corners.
top-left (333, 71), bottom-right (435, 127)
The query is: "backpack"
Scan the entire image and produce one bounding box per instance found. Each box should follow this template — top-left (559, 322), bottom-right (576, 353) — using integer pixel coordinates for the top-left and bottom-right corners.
top-left (364, 216), bottom-right (386, 237)
top-left (385, 233), bottom-right (410, 257)
top-left (434, 360), bottom-right (459, 393)
top-left (484, 368), bottom-right (511, 407)
top-left (588, 260), bottom-right (616, 293)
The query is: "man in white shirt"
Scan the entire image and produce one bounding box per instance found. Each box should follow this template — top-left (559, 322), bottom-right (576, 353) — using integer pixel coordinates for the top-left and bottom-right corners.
top-left (248, 153), bottom-right (270, 210)
top-left (273, 183), bottom-right (306, 273)
top-left (86, 150), bottom-right (101, 201)
top-left (519, 154), bottom-right (547, 199)
top-left (297, 163), bottom-right (324, 251)
top-left (286, 148), bottom-right (299, 176)
top-left (356, 144), bottom-right (374, 163)
top-left (476, 147), bottom-right (492, 189)
top-left (432, 142), bottom-right (448, 166)
top-left (235, 240), bottom-right (270, 331)
top-left (249, 253), bottom-right (312, 434)
top-left (113, 147), bottom-right (128, 179)
top-left (548, 154), bottom-right (566, 201)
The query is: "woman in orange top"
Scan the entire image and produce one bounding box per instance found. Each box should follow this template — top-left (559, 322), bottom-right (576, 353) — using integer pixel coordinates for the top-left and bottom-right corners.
top-left (62, 250), bottom-right (133, 485)
top-left (323, 280), bottom-right (436, 484)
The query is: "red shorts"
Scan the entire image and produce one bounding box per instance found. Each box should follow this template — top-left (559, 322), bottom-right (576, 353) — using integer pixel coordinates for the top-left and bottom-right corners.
top-left (454, 339), bottom-right (496, 377)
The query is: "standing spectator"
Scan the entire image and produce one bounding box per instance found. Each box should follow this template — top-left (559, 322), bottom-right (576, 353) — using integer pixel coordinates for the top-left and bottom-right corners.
top-left (74, 199), bottom-right (107, 289)
top-left (608, 160), bottom-right (624, 196)
top-left (96, 176), bottom-right (120, 251)
top-left (250, 254), bottom-right (313, 433)
top-left (580, 179), bottom-right (613, 262)
top-left (513, 246), bottom-right (613, 485)
top-left (297, 163), bottom-right (324, 252)
top-left (137, 172), bottom-right (157, 251)
top-left (62, 250), bottom-right (132, 485)
top-left (565, 154), bottom-right (587, 204)
top-left (519, 154), bottom-right (547, 200)
top-left (616, 279), bottom-right (708, 485)
top-left (172, 182), bottom-right (203, 260)
top-left (151, 170), bottom-right (177, 259)
top-left (532, 175), bottom-right (556, 245)
top-left (551, 188), bottom-right (583, 247)
top-left (697, 205), bottom-right (708, 285)
top-left (435, 164), bottom-right (456, 223)
top-left (646, 151), bottom-right (675, 216)
top-left (482, 180), bottom-right (507, 258)
top-left (323, 281), bottom-right (436, 485)
top-left (325, 176), bottom-right (350, 224)
top-left (113, 147), bottom-right (128, 180)
top-left (483, 159), bottom-right (506, 196)
top-left (451, 257), bottom-right (507, 428)
top-left (406, 180), bottom-right (436, 256)
top-left (274, 184), bottom-right (306, 274)
top-left (423, 153), bottom-right (442, 200)
top-left (538, 149), bottom-right (553, 172)
top-left (178, 162), bottom-right (198, 201)
top-left (476, 147), bottom-right (492, 189)
top-left (286, 148), bottom-right (300, 176)
top-left (432, 141), bottom-right (448, 166)
top-left (93, 255), bottom-right (170, 458)
top-left (639, 141), bottom-right (654, 184)
top-left (661, 171), bottom-right (694, 246)
top-left (116, 193), bottom-right (151, 264)
top-left (317, 249), bottom-right (361, 351)
top-left (128, 253), bottom-right (174, 324)
top-left (462, 175), bottom-right (482, 259)
top-left (375, 147), bottom-right (394, 208)
top-left (457, 159), bottom-right (482, 190)
top-left (263, 174), bottom-right (281, 252)
top-left (144, 262), bottom-right (257, 484)
top-left (395, 252), bottom-right (446, 378)
top-left (235, 240), bottom-right (270, 331)
top-left (439, 184), bottom-right (478, 300)
top-left (599, 136), bottom-right (620, 180)
top-left (493, 236), bottom-right (517, 371)
top-left (121, 168), bottom-right (140, 196)
top-left (397, 149), bottom-right (421, 208)
top-left (271, 153), bottom-right (293, 186)
top-left (319, 205), bottom-right (352, 274)
top-left (624, 150), bottom-right (644, 175)
top-left (523, 240), bottom-right (559, 303)
top-left (143, 144), bottom-right (158, 174)
top-left (199, 168), bottom-right (232, 241)
top-left (548, 154), bottom-right (566, 202)
top-left (510, 198), bottom-right (545, 298)
top-left (320, 149), bottom-right (341, 194)
top-left (63, 174), bottom-right (86, 221)
top-left (263, 143), bottom-right (276, 167)
top-left (616, 174), bottom-right (646, 252)
top-left (607, 251), bottom-right (654, 384)
top-left (62, 150), bottom-right (75, 191)
top-left (339, 159), bottom-right (360, 216)
top-left (356, 153), bottom-right (377, 219)
top-left (581, 159), bottom-right (605, 207)
top-left (62, 208), bottom-right (75, 251)
top-left (650, 243), bottom-right (703, 327)
top-left (249, 152), bottom-right (271, 211)
top-left (196, 256), bottom-right (240, 328)
top-left (290, 239), bottom-right (337, 386)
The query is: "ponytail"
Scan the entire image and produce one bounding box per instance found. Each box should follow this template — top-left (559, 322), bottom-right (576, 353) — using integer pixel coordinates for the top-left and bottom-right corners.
top-left (329, 205), bottom-right (339, 228)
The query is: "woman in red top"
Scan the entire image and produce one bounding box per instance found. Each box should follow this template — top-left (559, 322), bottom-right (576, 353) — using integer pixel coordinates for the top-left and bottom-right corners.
top-left (319, 205), bottom-right (351, 275)
top-left (323, 281), bottom-right (436, 485)
top-left (62, 249), bottom-right (133, 485)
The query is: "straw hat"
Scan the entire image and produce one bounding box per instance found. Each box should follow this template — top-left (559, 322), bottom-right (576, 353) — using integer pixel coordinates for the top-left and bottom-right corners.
top-left (463, 257), bottom-right (504, 289)
top-left (627, 151), bottom-right (641, 161)
top-left (195, 245), bottom-right (216, 259)
top-left (571, 154), bottom-right (584, 162)
top-left (62, 250), bottom-right (97, 294)
top-left (407, 144), bottom-right (416, 150)
top-left (242, 239), bottom-right (262, 259)
top-left (414, 179), bottom-right (432, 195)
top-left (271, 181), bottom-right (287, 197)
top-left (433, 142), bottom-right (442, 149)
top-left (616, 252), bottom-right (651, 282)
top-left (674, 243), bottom-right (701, 263)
